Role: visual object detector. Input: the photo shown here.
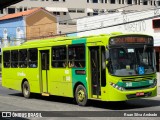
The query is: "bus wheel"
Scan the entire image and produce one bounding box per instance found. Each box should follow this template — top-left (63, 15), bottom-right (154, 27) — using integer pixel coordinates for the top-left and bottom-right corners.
top-left (22, 81), bottom-right (31, 98)
top-left (75, 85), bottom-right (88, 106)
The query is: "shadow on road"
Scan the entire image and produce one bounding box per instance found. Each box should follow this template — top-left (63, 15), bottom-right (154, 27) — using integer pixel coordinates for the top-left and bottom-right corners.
top-left (9, 92), bottom-right (160, 110)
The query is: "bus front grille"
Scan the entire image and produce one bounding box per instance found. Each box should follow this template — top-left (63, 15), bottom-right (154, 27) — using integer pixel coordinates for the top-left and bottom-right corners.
top-left (122, 75), bottom-right (153, 82)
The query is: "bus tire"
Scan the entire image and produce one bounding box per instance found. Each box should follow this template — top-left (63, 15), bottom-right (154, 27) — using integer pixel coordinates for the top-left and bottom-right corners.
top-left (75, 85), bottom-right (88, 106)
top-left (22, 81), bottom-right (31, 98)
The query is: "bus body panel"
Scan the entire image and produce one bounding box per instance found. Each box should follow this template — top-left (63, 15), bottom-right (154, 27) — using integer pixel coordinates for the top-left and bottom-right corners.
top-left (2, 33), bottom-right (157, 103)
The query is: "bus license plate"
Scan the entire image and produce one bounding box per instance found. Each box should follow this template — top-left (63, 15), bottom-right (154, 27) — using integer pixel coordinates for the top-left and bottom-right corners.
top-left (136, 92), bottom-right (144, 96)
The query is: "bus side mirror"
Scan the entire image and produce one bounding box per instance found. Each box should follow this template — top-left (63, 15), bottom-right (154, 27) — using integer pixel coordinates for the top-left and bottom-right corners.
top-left (106, 51), bottom-right (109, 60)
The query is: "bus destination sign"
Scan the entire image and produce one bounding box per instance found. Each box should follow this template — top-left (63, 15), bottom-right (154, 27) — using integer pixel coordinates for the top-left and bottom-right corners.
top-left (109, 36), bottom-right (153, 45)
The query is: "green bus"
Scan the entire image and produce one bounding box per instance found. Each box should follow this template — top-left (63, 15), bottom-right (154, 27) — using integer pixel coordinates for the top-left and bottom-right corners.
top-left (2, 33), bottom-right (157, 106)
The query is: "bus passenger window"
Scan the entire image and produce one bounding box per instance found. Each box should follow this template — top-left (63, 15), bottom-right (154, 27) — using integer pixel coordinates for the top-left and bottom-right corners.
top-left (68, 45), bottom-right (85, 68)
top-left (52, 46), bottom-right (66, 68)
top-left (19, 49), bottom-right (27, 68)
top-left (11, 50), bottom-right (18, 68)
top-left (28, 48), bottom-right (38, 68)
top-left (3, 51), bottom-right (10, 68)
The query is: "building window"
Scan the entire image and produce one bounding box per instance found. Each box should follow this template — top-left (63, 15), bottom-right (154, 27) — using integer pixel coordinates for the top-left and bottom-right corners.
top-left (77, 9), bottom-right (85, 13)
top-left (153, 19), bottom-right (160, 29)
top-left (93, 12), bottom-right (98, 16)
top-left (53, 0), bottom-right (59, 1)
top-left (122, 0), bottom-right (124, 4)
top-left (3, 51), bottom-right (10, 68)
top-left (52, 46), bottom-right (67, 68)
top-left (0, 9), bottom-right (3, 14)
top-left (158, 1), bottom-right (160, 6)
top-left (134, 0), bottom-right (137, 4)
top-left (143, 1), bottom-right (148, 5)
top-left (118, 0), bottom-right (121, 4)
top-left (105, 0), bottom-right (107, 3)
top-left (127, 0), bottom-right (132, 4)
top-left (100, 0), bottom-right (104, 3)
top-left (154, 1), bottom-right (156, 6)
top-left (53, 12), bottom-right (60, 16)
top-left (19, 8), bottom-right (23, 12)
top-left (19, 49), bottom-right (27, 68)
top-left (68, 22), bottom-right (76, 25)
top-left (68, 45), bottom-right (85, 68)
top-left (24, 7), bottom-right (27, 11)
top-left (110, 0), bottom-right (115, 4)
top-left (8, 8), bottom-right (15, 14)
top-left (93, 0), bottom-right (98, 3)
top-left (68, 8), bottom-right (76, 13)
top-left (87, 0), bottom-right (89, 3)
top-left (59, 22), bottom-right (67, 25)
top-left (11, 50), bottom-right (18, 68)
top-left (63, 12), bottom-right (66, 15)
top-left (63, 0), bottom-right (65, 2)
top-left (28, 48), bottom-right (38, 68)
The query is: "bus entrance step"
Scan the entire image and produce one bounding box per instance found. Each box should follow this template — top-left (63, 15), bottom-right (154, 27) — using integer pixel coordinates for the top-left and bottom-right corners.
top-left (42, 93), bottom-right (50, 96)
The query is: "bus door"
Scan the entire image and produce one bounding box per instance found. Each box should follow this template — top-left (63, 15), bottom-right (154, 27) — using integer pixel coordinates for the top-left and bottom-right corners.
top-left (40, 50), bottom-right (49, 93)
top-left (89, 47), bottom-right (101, 98)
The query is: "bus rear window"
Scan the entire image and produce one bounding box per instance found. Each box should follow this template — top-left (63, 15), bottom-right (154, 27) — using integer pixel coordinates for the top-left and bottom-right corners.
top-left (3, 51), bottom-right (10, 68)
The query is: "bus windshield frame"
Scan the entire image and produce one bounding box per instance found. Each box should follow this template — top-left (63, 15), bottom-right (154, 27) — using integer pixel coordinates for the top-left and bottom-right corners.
top-left (108, 35), bottom-right (156, 77)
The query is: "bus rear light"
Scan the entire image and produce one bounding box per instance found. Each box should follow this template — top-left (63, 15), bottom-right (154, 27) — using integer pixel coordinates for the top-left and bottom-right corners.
top-left (110, 82), bottom-right (125, 91)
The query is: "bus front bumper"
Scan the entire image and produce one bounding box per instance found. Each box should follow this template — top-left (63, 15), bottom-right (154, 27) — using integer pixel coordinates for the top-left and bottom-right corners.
top-left (107, 86), bottom-right (157, 101)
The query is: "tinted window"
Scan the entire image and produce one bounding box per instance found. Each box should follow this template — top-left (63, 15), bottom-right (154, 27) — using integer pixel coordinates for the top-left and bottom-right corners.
top-left (68, 45), bottom-right (85, 68)
top-left (19, 49), bottom-right (27, 68)
top-left (52, 46), bottom-right (67, 68)
top-left (3, 51), bottom-right (10, 68)
top-left (28, 48), bottom-right (38, 68)
top-left (11, 50), bottom-right (18, 68)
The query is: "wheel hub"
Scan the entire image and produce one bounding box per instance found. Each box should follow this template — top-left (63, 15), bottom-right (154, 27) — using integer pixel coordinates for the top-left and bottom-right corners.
top-left (78, 90), bottom-right (85, 102)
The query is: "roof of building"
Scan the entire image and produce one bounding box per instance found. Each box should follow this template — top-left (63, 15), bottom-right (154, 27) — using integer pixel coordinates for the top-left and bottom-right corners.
top-left (0, 7), bottom-right (43, 21)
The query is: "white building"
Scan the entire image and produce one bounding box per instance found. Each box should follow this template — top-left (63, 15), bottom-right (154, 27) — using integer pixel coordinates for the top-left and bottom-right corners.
top-left (0, 0), bottom-right (159, 33)
top-left (77, 8), bottom-right (160, 46)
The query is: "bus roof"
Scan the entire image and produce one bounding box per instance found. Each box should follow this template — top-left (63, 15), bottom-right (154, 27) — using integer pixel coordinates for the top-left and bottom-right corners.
top-left (2, 33), bottom-right (152, 50)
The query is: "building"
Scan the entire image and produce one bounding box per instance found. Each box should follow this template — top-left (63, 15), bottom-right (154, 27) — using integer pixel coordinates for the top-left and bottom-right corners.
top-left (0, 7), bottom-right (57, 47)
top-left (76, 9), bottom-right (160, 71)
top-left (0, 0), bottom-right (159, 34)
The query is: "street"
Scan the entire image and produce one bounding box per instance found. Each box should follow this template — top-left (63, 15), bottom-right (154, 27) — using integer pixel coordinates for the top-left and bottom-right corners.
top-left (0, 77), bottom-right (160, 120)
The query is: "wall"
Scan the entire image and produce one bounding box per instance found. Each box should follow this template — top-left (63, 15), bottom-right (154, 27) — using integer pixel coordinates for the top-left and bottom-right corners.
top-left (0, 0), bottom-right (155, 22)
top-left (0, 17), bottom-right (25, 47)
top-left (26, 9), bottom-right (57, 40)
top-left (77, 9), bottom-right (160, 46)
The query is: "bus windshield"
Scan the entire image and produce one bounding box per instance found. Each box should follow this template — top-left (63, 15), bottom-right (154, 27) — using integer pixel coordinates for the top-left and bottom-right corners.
top-left (108, 46), bottom-right (155, 76)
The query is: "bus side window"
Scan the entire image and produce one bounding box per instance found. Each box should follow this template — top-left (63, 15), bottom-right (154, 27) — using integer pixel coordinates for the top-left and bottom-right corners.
top-left (28, 48), bottom-right (38, 68)
top-left (68, 44), bottom-right (85, 68)
top-left (11, 50), bottom-right (18, 68)
top-left (52, 46), bottom-right (67, 68)
top-left (19, 49), bottom-right (27, 68)
top-left (3, 51), bottom-right (10, 68)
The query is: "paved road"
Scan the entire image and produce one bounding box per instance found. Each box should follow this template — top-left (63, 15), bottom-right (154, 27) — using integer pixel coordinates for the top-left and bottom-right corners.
top-left (0, 84), bottom-right (160, 120)
top-left (0, 76), bottom-right (160, 120)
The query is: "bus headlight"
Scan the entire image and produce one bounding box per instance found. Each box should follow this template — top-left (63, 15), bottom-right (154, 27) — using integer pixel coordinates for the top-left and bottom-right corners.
top-left (150, 79), bottom-right (157, 88)
top-left (110, 82), bottom-right (125, 91)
